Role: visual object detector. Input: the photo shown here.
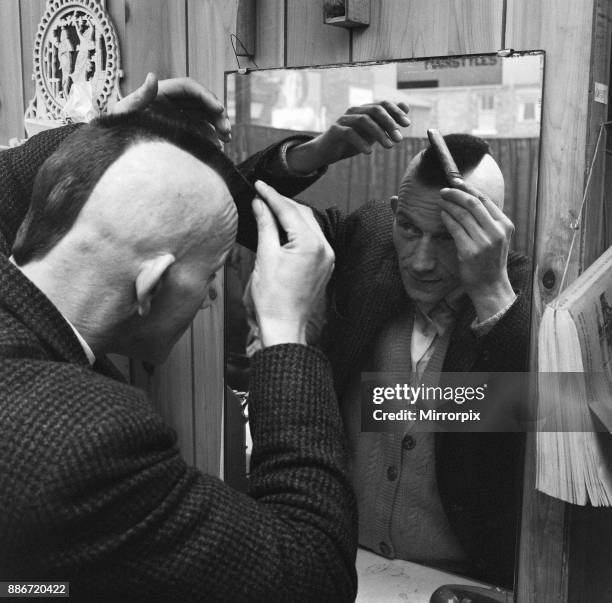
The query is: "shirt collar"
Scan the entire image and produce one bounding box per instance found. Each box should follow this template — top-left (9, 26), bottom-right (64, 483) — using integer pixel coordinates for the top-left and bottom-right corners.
top-left (63, 318), bottom-right (96, 366)
top-left (414, 287), bottom-right (464, 336)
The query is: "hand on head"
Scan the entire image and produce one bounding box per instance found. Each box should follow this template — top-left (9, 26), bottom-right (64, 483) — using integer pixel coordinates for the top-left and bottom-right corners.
top-left (286, 100), bottom-right (411, 174)
top-left (249, 181), bottom-right (335, 347)
top-left (437, 178), bottom-right (516, 319)
top-left (112, 72), bottom-right (231, 146)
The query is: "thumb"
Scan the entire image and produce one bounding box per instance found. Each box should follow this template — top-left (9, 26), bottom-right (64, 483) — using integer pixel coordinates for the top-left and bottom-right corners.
top-left (253, 197), bottom-right (279, 254)
top-left (113, 72), bottom-right (158, 114)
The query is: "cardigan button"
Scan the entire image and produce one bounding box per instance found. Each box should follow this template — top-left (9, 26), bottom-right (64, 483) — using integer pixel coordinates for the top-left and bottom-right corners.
top-left (402, 434), bottom-right (416, 450)
top-left (387, 465), bottom-right (398, 481)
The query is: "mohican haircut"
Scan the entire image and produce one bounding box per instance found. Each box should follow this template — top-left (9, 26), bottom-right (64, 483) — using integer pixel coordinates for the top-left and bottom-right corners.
top-left (12, 108), bottom-right (255, 265)
top-left (416, 133), bottom-right (491, 187)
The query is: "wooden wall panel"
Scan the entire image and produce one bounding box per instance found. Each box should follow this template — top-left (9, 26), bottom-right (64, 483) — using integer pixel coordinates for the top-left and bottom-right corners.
top-left (193, 288), bottom-right (225, 477)
top-left (187, 0), bottom-right (238, 92)
top-left (18, 0), bottom-right (46, 113)
top-left (286, 0), bottom-right (349, 67)
top-left (580, 0), bottom-right (612, 269)
top-left (0, 1), bottom-right (25, 143)
top-left (506, 0), bottom-right (594, 301)
top-left (352, 0), bottom-right (503, 62)
top-left (121, 0), bottom-right (187, 92)
top-left (505, 1), bottom-right (597, 602)
top-left (148, 329), bottom-right (195, 465)
top-left (567, 1), bottom-right (612, 600)
top-left (256, 0), bottom-right (285, 68)
top-left (129, 344), bottom-right (197, 466)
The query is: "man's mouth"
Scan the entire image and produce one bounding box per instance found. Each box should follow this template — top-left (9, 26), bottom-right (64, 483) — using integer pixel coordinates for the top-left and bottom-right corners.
top-left (409, 275), bottom-right (442, 283)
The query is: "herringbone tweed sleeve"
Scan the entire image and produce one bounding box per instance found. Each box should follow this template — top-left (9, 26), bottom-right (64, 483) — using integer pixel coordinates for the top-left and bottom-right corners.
top-left (0, 345), bottom-right (357, 602)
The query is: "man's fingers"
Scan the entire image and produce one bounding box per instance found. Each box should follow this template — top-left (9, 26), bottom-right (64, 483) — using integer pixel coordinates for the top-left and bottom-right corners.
top-left (380, 100), bottom-right (411, 127)
top-left (437, 197), bottom-right (489, 245)
top-left (112, 72), bottom-right (158, 114)
top-left (439, 188), bottom-right (494, 230)
top-left (440, 209), bottom-right (477, 253)
top-left (254, 181), bottom-right (303, 236)
top-left (336, 116), bottom-right (388, 148)
top-left (157, 78), bottom-right (231, 141)
top-left (112, 75), bottom-right (231, 142)
top-left (346, 103), bottom-right (406, 142)
top-left (252, 196), bottom-right (280, 254)
top-left (158, 77), bottom-right (224, 112)
top-left (440, 187), bottom-right (514, 239)
top-left (448, 179), bottom-right (506, 221)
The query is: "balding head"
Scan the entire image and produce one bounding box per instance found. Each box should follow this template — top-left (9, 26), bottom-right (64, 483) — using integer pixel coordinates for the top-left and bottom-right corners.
top-left (72, 141), bottom-right (236, 270)
top-left (14, 110), bottom-right (240, 363)
top-left (399, 133), bottom-right (505, 209)
top-left (391, 134), bottom-right (505, 306)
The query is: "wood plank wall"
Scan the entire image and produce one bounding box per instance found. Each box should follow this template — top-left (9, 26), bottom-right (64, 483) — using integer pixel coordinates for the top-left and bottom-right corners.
top-left (0, 2), bottom-right (609, 599)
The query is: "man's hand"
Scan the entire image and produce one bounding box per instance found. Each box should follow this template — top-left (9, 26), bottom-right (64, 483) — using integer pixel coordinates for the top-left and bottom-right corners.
top-left (286, 101), bottom-right (411, 174)
top-left (250, 181), bottom-right (334, 347)
top-left (437, 180), bottom-right (516, 322)
top-left (112, 73), bottom-right (231, 145)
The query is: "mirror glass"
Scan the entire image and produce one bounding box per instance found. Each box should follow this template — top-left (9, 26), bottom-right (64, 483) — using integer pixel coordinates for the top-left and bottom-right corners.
top-left (224, 51), bottom-right (544, 599)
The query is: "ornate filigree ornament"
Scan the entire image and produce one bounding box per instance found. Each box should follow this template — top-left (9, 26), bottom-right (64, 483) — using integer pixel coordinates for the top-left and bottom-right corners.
top-left (25, 0), bottom-right (122, 130)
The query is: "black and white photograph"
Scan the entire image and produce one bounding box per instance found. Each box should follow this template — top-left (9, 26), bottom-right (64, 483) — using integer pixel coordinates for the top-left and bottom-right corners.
top-left (0, 1), bottom-right (611, 602)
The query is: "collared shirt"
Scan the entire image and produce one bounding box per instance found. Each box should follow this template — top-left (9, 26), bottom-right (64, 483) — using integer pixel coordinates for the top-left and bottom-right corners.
top-left (411, 288), bottom-right (464, 376)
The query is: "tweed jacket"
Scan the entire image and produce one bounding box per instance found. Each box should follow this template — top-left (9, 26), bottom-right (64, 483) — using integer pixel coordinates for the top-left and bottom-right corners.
top-left (311, 199), bottom-right (531, 587)
top-left (0, 128), bottom-right (357, 602)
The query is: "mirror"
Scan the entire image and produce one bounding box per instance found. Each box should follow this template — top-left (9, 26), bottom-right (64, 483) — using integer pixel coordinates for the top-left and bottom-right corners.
top-left (224, 51), bottom-right (544, 599)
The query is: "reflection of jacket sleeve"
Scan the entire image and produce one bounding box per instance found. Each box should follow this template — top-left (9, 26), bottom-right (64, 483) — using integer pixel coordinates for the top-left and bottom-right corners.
top-left (469, 252), bottom-right (532, 373)
top-left (237, 134), bottom-right (323, 201)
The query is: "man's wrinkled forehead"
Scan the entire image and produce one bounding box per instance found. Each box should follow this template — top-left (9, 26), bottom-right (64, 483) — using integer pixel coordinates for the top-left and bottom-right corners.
top-left (395, 178), bottom-right (447, 230)
top-left (397, 148), bottom-right (504, 209)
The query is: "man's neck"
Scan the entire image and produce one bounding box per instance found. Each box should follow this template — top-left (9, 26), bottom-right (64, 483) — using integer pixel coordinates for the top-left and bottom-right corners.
top-left (12, 256), bottom-right (111, 357)
top-left (414, 286), bottom-right (464, 318)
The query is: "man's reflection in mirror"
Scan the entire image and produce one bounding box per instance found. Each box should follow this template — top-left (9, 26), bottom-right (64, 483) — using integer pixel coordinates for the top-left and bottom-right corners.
top-left (232, 102), bottom-right (532, 588)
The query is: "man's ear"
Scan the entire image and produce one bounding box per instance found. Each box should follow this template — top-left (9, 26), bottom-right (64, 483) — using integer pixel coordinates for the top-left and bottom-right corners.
top-left (390, 195), bottom-right (399, 215)
top-left (135, 253), bottom-right (176, 317)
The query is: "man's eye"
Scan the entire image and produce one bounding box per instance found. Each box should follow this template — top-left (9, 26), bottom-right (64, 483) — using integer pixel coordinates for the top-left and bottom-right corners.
top-left (435, 232), bottom-right (454, 241)
top-left (398, 221), bottom-right (421, 236)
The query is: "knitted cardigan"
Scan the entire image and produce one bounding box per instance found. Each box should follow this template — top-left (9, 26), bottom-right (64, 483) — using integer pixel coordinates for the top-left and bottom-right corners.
top-left (0, 127), bottom-right (357, 602)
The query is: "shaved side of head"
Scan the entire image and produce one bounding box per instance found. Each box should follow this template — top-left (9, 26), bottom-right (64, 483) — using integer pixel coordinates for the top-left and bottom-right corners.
top-left (65, 141), bottom-right (237, 274)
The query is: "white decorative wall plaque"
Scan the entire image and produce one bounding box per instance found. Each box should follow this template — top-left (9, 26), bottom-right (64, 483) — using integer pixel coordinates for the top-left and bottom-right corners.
top-left (25, 0), bottom-right (123, 135)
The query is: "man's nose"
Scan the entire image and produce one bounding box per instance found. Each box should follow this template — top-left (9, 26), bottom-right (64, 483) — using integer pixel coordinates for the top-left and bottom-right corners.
top-left (410, 237), bottom-right (436, 273)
